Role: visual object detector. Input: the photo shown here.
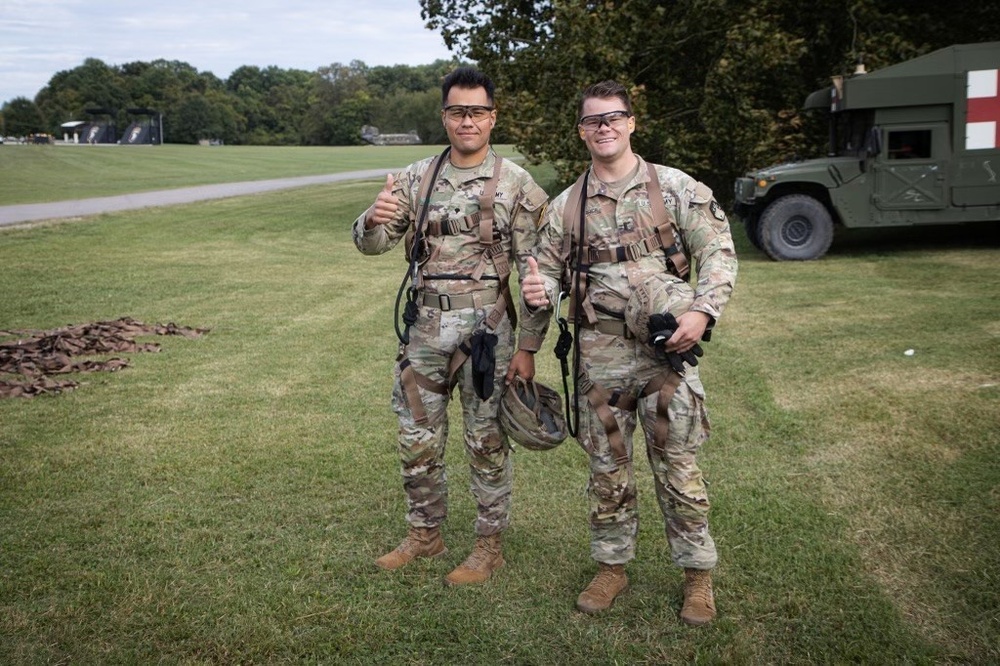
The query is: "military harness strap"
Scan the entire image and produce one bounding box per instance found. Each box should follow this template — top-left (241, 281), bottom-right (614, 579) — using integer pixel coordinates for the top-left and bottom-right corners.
top-left (396, 154), bottom-right (515, 426)
top-left (559, 161), bottom-right (688, 469)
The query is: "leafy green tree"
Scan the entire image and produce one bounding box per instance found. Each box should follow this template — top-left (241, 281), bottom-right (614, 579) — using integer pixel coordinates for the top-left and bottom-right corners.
top-left (166, 91), bottom-right (239, 144)
top-left (421, 0), bottom-right (1000, 198)
top-left (370, 88), bottom-right (446, 143)
top-left (1, 97), bottom-right (46, 137)
top-left (302, 61), bottom-right (373, 145)
top-left (226, 65), bottom-right (312, 144)
top-left (35, 58), bottom-right (129, 135)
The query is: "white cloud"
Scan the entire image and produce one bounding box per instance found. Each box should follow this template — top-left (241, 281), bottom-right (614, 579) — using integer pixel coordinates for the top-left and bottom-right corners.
top-left (0, 0), bottom-right (457, 103)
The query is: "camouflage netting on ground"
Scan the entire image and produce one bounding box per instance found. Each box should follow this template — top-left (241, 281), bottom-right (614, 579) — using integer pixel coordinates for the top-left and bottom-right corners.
top-left (0, 317), bottom-right (209, 398)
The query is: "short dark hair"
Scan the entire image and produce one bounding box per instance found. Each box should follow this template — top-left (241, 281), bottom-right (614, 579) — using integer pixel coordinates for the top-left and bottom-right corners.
top-left (578, 80), bottom-right (633, 119)
top-left (442, 67), bottom-right (496, 106)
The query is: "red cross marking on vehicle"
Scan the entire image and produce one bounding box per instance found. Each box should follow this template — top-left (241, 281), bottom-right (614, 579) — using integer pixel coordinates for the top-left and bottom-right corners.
top-left (966, 68), bottom-right (1000, 150)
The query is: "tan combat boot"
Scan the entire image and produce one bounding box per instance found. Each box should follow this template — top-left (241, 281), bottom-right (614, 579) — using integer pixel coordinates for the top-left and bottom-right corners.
top-left (374, 526), bottom-right (447, 570)
top-left (575, 563), bottom-right (629, 614)
top-left (443, 534), bottom-right (504, 586)
top-left (680, 568), bottom-right (717, 626)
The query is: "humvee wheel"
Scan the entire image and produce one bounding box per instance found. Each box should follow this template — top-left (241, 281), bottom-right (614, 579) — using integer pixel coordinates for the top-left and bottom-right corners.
top-left (759, 195), bottom-right (834, 261)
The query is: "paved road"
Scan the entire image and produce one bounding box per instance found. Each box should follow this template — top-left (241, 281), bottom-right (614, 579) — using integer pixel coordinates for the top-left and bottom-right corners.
top-left (0, 168), bottom-right (395, 227)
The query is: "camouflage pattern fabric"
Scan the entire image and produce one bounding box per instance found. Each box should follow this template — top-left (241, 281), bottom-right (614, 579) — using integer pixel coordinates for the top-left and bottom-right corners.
top-left (354, 150), bottom-right (547, 352)
top-left (577, 327), bottom-right (716, 567)
top-left (0, 317), bottom-right (209, 398)
top-left (391, 305), bottom-right (515, 535)
top-left (353, 149), bottom-right (547, 536)
top-left (520, 155), bottom-right (737, 568)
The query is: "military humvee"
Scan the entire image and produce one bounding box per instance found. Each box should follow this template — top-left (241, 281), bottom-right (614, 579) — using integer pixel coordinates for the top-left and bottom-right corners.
top-left (733, 42), bottom-right (1000, 260)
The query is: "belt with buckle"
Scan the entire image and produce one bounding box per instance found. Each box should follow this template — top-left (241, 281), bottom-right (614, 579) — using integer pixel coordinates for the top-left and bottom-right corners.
top-left (421, 290), bottom-right (501, 311)
top-left (579, 318), bottom-right (634, 339)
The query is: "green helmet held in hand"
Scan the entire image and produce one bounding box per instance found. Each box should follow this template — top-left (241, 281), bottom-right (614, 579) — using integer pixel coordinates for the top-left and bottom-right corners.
top-left (500, 376), bottom-right (568, 451)
top-left (625, 273), bottom-right (702, 372)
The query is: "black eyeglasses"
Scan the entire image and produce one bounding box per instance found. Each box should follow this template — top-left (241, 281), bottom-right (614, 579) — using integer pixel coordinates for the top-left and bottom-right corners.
top-left (579, 110), bottom-right (631, 131)
top-left (443, 105), bottom-right (494, 122)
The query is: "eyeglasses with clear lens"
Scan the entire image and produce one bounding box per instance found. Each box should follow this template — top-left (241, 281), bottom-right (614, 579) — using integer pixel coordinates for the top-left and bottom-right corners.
top-left (578, 110), bottom-right (631, 131)
top-left (443, 105), bottom-right (494, 122)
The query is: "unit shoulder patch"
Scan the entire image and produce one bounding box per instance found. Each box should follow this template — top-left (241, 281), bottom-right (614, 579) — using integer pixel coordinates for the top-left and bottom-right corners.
top-left (521, 182), bottom-right (549, 212)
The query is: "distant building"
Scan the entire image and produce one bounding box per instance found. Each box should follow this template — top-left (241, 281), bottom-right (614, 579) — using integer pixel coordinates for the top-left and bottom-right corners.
top-left (360, 125), bottom-right (421, 146)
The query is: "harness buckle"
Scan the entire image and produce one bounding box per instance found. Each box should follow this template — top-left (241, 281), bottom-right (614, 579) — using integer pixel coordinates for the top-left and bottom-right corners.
top-left (626, 242), bottom-right (644, 262)
top-left (438, 294), bottom-right (452, 311)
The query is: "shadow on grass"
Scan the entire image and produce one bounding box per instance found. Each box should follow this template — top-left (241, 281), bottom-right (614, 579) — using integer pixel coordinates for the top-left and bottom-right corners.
top-left (828, 221), bottom-right (1000, 258)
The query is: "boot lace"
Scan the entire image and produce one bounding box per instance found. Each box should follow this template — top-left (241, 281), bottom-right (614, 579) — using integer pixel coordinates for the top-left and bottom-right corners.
top-left (685, 572), bottom-right (714, 608)
top-left (461, 537), bottom-right (498, 570)
top-left (584, 566), bottom-right (620, 597)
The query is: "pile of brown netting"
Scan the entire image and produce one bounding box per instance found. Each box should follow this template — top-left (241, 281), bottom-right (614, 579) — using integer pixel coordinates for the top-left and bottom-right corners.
top-left (0, 317), bottom-right (209, 398)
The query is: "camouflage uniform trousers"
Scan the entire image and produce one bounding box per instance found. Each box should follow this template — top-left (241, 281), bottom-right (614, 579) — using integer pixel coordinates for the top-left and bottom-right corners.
top-left (391, 302), bottom-right (514, 537)
top-left (577, 327), bottom-right (717, 569)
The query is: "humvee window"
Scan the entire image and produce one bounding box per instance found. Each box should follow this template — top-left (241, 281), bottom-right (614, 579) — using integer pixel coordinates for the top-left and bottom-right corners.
top-left (888, 129), bottom-right (932, 160)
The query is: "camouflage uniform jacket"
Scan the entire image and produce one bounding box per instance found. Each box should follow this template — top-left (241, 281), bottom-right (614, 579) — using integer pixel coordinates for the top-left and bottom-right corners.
top-left (353, 149), bottom-right (548, 350)
top-left (521, 155), bottom-right (737, 342)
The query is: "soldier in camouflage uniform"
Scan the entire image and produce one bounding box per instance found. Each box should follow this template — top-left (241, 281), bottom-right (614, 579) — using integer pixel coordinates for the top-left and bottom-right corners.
top-left (520, 81), bottom-right (737, 623)
top-left (353, 67), bottom-right (548, 586)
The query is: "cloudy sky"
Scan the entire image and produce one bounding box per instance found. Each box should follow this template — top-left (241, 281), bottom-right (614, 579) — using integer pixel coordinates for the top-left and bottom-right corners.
top-left (0, 0), bottom-right (457, 104)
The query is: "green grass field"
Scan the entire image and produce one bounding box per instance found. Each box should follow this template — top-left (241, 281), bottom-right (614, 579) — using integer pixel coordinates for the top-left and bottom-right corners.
top-left (0, 143), bottom-right (538, 206)
top-left (0, 146), bottom-right (998, 663)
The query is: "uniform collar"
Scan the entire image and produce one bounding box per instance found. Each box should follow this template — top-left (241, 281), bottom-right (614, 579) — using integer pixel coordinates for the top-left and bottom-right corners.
top-left (446, 148), bottom-right (498, 184)
top-left (586, 153), bottom-right (648, 198)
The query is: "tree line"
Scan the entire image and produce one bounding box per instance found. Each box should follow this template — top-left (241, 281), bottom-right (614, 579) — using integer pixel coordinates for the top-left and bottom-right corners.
top-left (0, 58), bottom-right (471, 147)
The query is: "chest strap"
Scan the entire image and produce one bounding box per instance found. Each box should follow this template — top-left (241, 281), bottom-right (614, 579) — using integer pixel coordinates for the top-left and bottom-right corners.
top-left (561, 163), bottom-right (690, 324)
top-left (423, 156), bottom-right (503, 242)
top-left (419, 156), bottom-right (508, 286)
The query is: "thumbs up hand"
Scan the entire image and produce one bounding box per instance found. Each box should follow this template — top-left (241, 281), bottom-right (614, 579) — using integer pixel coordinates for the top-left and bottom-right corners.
top-left (522, 256), bottom-right (550, 308)
top-left (366, 173), bottom-right (399, 228)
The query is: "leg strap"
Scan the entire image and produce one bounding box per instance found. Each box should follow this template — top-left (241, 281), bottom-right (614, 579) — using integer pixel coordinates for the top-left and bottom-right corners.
top-left (397, 352), bottom-right (448, 427)
top-left (643, 369), bottom-right (683, 456)
top-left (395, 286), bottom-right (514, 425)
top-left (582, 380), bottom-right (634, 470)
top-left (579, 366), bottom-right (683, 469)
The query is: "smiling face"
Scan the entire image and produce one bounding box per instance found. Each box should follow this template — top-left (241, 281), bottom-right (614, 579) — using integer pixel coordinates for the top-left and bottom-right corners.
top-left (578, 95), bottom-right (635, 166)
top-left (442, 85), bottom-right (496, 167)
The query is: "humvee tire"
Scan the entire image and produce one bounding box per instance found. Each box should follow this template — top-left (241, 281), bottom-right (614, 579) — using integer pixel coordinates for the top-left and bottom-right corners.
top-left (759, 194), bottom-right (834, 261)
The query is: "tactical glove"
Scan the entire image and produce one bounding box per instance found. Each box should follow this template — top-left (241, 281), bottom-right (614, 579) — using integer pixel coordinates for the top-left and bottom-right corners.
top-left (470, 330), bottom-right (499, 400)
top-left (647, 313), bottom-right (703, 374)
